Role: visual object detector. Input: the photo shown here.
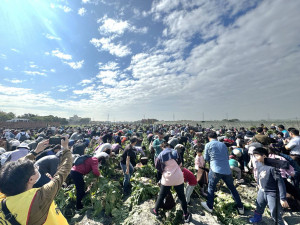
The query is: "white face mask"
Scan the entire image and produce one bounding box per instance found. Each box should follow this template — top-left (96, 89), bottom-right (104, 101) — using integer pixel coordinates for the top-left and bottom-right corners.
top-left (35, 171), bottom-right (41, 184)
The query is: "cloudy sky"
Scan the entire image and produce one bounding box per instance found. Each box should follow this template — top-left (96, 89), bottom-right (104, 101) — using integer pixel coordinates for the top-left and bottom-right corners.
top-left (0, 0), bottom-right (300, 121)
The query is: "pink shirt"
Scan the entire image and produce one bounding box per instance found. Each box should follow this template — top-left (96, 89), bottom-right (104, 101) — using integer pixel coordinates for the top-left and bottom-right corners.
top-left (71, 157), bottom-right (100, 177)
top-left (195, 155), bottom-right (205, 170)
top-left (161, 159), bottom-right (184, 186)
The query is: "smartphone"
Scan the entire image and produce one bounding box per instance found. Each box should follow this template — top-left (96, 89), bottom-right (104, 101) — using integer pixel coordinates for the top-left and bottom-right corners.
top-left (49, 137), bottom-right (64, 145)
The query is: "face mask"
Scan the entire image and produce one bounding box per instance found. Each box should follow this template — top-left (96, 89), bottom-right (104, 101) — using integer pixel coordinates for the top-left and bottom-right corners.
top-left (35, 171), bottom-right (41, 184)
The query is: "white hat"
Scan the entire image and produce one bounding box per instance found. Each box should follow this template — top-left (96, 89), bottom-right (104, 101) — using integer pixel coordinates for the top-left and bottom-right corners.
top-left (10, 140), bottom-right (20, 147)
top-left (98, 143), bottom-right (112, 152)
top-left (95, 151), bottom-right (109, 159)
top-left (17, 142), bottom-right (30, 149)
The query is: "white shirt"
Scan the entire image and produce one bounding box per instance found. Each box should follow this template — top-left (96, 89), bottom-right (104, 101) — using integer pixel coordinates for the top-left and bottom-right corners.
top-left (287, 136), bottom-right (300, 155)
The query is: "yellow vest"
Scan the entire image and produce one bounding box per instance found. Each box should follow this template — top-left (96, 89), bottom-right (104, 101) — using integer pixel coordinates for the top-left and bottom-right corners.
top-left (0, 189), bottom-right (68, 225)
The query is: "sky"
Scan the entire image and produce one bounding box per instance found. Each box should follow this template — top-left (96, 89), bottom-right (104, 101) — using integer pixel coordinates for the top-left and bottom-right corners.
top-left (0, 0), bottom-right (300, 122)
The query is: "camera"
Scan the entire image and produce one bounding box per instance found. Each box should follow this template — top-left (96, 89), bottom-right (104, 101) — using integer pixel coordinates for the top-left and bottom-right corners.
top-left (49, 136), bottom-right (65, 145)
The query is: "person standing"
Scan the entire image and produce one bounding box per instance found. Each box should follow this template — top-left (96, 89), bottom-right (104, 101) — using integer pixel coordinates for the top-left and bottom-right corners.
top-left (152, 131), bottom-right (165, 182)
top-left (151, 142), bottom-right (191, 223)
top-left (120, 137), bottom-right (137, 195)
top-left (201, 132), bottom-right (244, 214)
top-left (0, 137), bottom-right (72, 224)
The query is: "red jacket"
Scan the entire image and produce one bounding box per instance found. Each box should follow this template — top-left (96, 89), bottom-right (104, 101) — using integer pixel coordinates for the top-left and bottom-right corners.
top-left (182, 168), bottom-right (197, 186)
top-left (71, 157), bottom-right (100, 177)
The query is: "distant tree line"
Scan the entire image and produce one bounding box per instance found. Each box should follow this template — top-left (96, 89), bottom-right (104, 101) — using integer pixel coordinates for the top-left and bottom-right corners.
top-left (0, 111), bottom-right (68, 125)
top-left (222, 119), bottom-right (240, 122)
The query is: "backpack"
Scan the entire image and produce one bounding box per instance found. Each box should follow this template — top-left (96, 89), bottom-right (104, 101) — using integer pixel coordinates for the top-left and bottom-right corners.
top-left (73, 155), bottom-right (92, 166)
top-left (19, 133), bottom-right (28, 142)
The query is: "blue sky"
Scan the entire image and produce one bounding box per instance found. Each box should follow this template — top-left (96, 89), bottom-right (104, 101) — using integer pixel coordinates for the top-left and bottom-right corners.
top-left (0, 0), bottom-right (300, 121)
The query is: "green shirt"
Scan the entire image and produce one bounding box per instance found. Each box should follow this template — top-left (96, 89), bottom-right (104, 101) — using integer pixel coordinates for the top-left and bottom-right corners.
top-left (152, 138), bottom-right (164, 157)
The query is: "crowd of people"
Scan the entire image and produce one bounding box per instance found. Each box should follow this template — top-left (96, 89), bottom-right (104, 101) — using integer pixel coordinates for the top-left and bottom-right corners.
top-left (0, 122), bottom-right (299, 224)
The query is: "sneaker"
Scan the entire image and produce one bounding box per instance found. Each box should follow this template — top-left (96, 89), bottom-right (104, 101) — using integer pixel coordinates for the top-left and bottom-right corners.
top-left (184, 213), bottom-right (191, 223)
top-left (150, 208), bottom-right (159, 217)
top-left (249, 212), bottom-right (262, 223)
top-left (244, 166), bottom-right (249, 173)
top-left (237, 206), bottom-right (244, 215)
top-left (201, 202), bottom-right (213, 213)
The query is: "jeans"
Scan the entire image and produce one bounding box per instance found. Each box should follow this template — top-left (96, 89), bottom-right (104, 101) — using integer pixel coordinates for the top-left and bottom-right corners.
top-left (206, 169), bottom-right (243, 209)
top-left (255, 189), bottom-right (284, 225)
top-left (155, 183), bottom-right (187, 214)
top-left (185, 184), bottom-right (195, 203)
top-left (70, 170), bottom-right (85, 210)
top-left (120, 162), bottom-right (134, 193)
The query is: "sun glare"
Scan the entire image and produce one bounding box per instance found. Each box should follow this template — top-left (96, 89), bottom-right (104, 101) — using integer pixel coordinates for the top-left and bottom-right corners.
top-left (0, 0), bottom-right (57, 44)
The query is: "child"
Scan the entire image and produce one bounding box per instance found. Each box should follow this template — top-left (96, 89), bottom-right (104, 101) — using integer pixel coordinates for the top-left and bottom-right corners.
top-left (229, 155), bottom-right (244, 184)
top-left (195, 148), bottom-right (207, 195)
top-left (181, 167), bottom-right (197, 204)
top-left (249, 147), bottom-right (288, 224)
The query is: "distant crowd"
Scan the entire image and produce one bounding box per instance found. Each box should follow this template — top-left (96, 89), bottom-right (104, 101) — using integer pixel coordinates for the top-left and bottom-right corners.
top-left (0, 123), bottom-right (299, 224)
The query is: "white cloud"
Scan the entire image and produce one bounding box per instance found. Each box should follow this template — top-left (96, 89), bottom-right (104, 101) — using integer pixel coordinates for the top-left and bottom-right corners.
top-left (45, 33), bottom-right (61, 41)
top-left (97, 17), bottom-right (148, 35)
top-left (101, 77), bottom-right (117, 86)
top-left (29, 64), bottom-right (38, 68)
top-left (151, 0), bottom-right (181, 14)
top-left (79, 79), bottom-right (93, 86)
top-left (78, 7), bottom-right (87, 16)
top-left (73, 85), bottom-right (96, 95)
top-left (51, 50), bottom-right (72, 60)
top-left (82, 0), bottom-right (102, 5)
top-left (4, 67), bottom-right (12, 71)
top-left (58, 5), bottom-right (72, 13)
top-left (11, 48), bottom-right (20, 53)
top-left (64, 60), bottom-right (84, 69)
top-left (133, 8), bottom-right (140, 17)
top-left (96, 70), bottom-right (118, 79)
top-left (98, 61), bottom-right (119, 70)
top-left (58, 88), bottom-right (68, 92)
top-left (24, 71), bottom-right (46, 76)
top-left (98, 18), bottom-right (129, 35)
top-left (4, 79), bottom-right (24, 84)
top-left (50, 69), bottom-right (56, 73)
top-left (0, 54), bottom-right (7, 59)
top-left (90, 37), bottom-right (131, 57)
top-left (96, 70), bottom-right (118, 86)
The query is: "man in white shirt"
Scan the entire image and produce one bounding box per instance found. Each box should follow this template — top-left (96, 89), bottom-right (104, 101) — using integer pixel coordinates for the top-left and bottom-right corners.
top-left (285, 129), bottom-right (300, 163)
